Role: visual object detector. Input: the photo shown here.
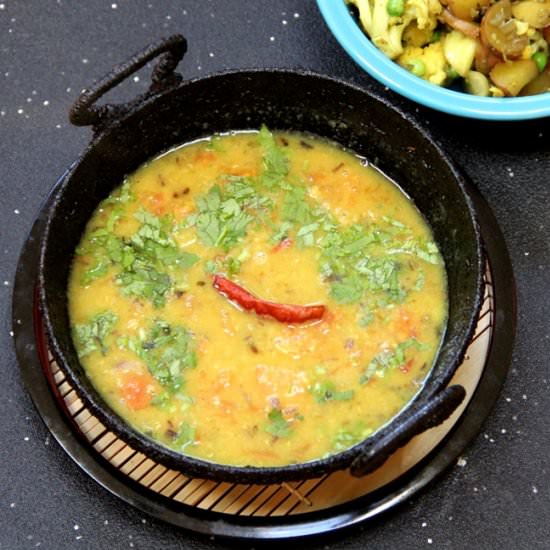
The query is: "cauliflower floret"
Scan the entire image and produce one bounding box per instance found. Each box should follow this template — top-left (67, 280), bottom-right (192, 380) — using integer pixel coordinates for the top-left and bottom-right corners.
top-left (407, 0), bottom-right (441, 29)
top-left (522, 29), bottom-right (549, 59)
top-left (349, 0), bottom-right (442, 59)
top-left (397, 41), bottom-right (449, 85)
top-left (349, 0), bottom-right (406, 58)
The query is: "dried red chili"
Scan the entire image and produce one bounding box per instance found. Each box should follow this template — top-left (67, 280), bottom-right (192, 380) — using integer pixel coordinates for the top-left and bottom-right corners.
top-left (212, 275), bottom-right (326, 323)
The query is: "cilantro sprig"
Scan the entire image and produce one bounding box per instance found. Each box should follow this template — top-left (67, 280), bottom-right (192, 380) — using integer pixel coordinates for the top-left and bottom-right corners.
top-left (318, 221), bottom-right (439, 305)
top-left (257, 124), bottom-right (290, 190)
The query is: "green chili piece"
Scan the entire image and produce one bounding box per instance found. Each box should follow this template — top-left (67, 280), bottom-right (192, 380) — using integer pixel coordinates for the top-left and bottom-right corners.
top-left (532, 52), bottom-right (548, 73)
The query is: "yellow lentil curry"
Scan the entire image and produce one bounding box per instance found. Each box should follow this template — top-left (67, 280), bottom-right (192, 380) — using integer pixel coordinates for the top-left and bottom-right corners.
top-left (68, 128), bottom-right (447, 467)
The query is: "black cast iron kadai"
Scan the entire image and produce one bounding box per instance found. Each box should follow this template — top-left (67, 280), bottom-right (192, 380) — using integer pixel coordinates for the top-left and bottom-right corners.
top-left (12, 168), bottom-right (514, 539)
top-left (38, 35), bottom-right (483, 484)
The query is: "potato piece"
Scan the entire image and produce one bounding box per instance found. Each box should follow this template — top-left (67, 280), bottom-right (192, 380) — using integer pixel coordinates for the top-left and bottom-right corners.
top-left (519, 68), bottom-right (550, 94)
top-left (489, 58), bottom-right (539, 94)
top-left (447, 0), bottom-right (491, 21)
top-left (511, 1), bottom-right (550, 29)
top-left (444, 29), bottom-right (478, 76)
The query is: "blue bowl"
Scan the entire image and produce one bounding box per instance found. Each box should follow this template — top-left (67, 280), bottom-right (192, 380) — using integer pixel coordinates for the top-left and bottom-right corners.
top-left (317, 0), bottom-right (550, 120)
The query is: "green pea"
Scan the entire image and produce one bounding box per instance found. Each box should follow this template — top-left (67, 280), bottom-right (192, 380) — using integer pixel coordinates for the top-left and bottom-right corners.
top-left (406, 59), bottom-right (426, 77)
top-left (386, 0), bottom-right (405, 17)
top-left (532, 51), bottom-right (548, 73)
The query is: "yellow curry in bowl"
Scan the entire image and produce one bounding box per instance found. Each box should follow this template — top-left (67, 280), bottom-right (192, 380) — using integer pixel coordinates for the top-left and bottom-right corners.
top-left (68, 127), bottom-right (447, 467)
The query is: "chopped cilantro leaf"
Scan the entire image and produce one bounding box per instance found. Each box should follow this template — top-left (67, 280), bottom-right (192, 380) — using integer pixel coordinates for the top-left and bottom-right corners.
top-left (277, 185), bottom-right (333, 247)
top-left (332, 422), bottom-right (373, 452)
top-left (358, 311), bottom-right (375, 327)
top-left (296, 222), bottom-right (319, 247)
top-left (387, 238), bottom-right (441, 264)
top-left (205, 135), bottom-right (224, 152)
top-left (310, 380), bottom-right (354, 403)
top-left (77, 230), bottom-right (125, 285)
top-left (413, 269), bottom-right (425, 291)
top-left (269, 221), bottom-right (293, 244)
top-left (360, 338), bottom-right (430, 384)
top-left (80, 208), bottom-right (199, 307)
top-left (150, 392), bottom-right (173, 411)
top-left (329, 275), bottom-right (364, 304)
top-left (265, 408), bottom-right (292, 438)
top-left (152, 392), bottom-right (193, 412)
top-left (81, 259), bottom-right (110, 284)
top-left (73, 311), bottom-right (118, 358)
top-left (320, 224), bottom-right (407, 304)
top-left (204, 255), bottom-right (241, 276)
top-left (204, 259), bottom-right (217, 274)
top-left (119, 319), bottom-right (197, 394)
top-left (281, 186), bottom-right (317, 226)
top-left (173, 421), bottom-right (196, 450)
top-left (117, 266), bottom-right (171, 308)
top-left (189, 181), bottom-right (270, 251)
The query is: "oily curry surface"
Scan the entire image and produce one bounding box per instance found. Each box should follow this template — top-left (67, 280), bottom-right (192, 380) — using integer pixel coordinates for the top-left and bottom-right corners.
top-left (68, 129), bottom-right (448, 467)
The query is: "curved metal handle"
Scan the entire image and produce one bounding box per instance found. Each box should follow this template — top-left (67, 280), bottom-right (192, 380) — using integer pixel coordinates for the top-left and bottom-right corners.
top-left (69, 34), bottom-right (187, 129)
top-left (350, 384), bottom-right (466, 478)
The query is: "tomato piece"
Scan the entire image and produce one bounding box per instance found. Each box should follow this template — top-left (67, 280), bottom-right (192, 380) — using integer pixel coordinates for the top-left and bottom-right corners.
top-left (193, 150), bottom-right (217, 164)
top-left (142, 192), bottom-right (167, 216)
top-left (118, 372), bottom-right (153, 410)
top-left (400, 359), bottom-right (414, 374)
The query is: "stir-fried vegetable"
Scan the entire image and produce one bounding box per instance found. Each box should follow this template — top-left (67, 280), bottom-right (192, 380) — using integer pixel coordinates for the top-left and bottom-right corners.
top-left (348, 0), bottom-right (550, 96)
top-left (481, 0), bottom-right (528, 59)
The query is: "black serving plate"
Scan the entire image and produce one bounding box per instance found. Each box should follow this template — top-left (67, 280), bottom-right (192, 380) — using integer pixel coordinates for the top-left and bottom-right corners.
top-left (12, 168), bottom-right (515, 539)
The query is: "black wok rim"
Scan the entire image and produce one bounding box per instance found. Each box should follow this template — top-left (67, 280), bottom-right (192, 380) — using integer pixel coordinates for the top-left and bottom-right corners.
top-left (12, 168), bottom-right (515, 539)
top-left (36, 69), bottom-right (485, 484)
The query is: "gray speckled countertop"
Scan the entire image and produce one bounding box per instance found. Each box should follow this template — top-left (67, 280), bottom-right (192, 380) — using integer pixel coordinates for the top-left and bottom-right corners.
top-left (1, 1), bottom-right (549, 548)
